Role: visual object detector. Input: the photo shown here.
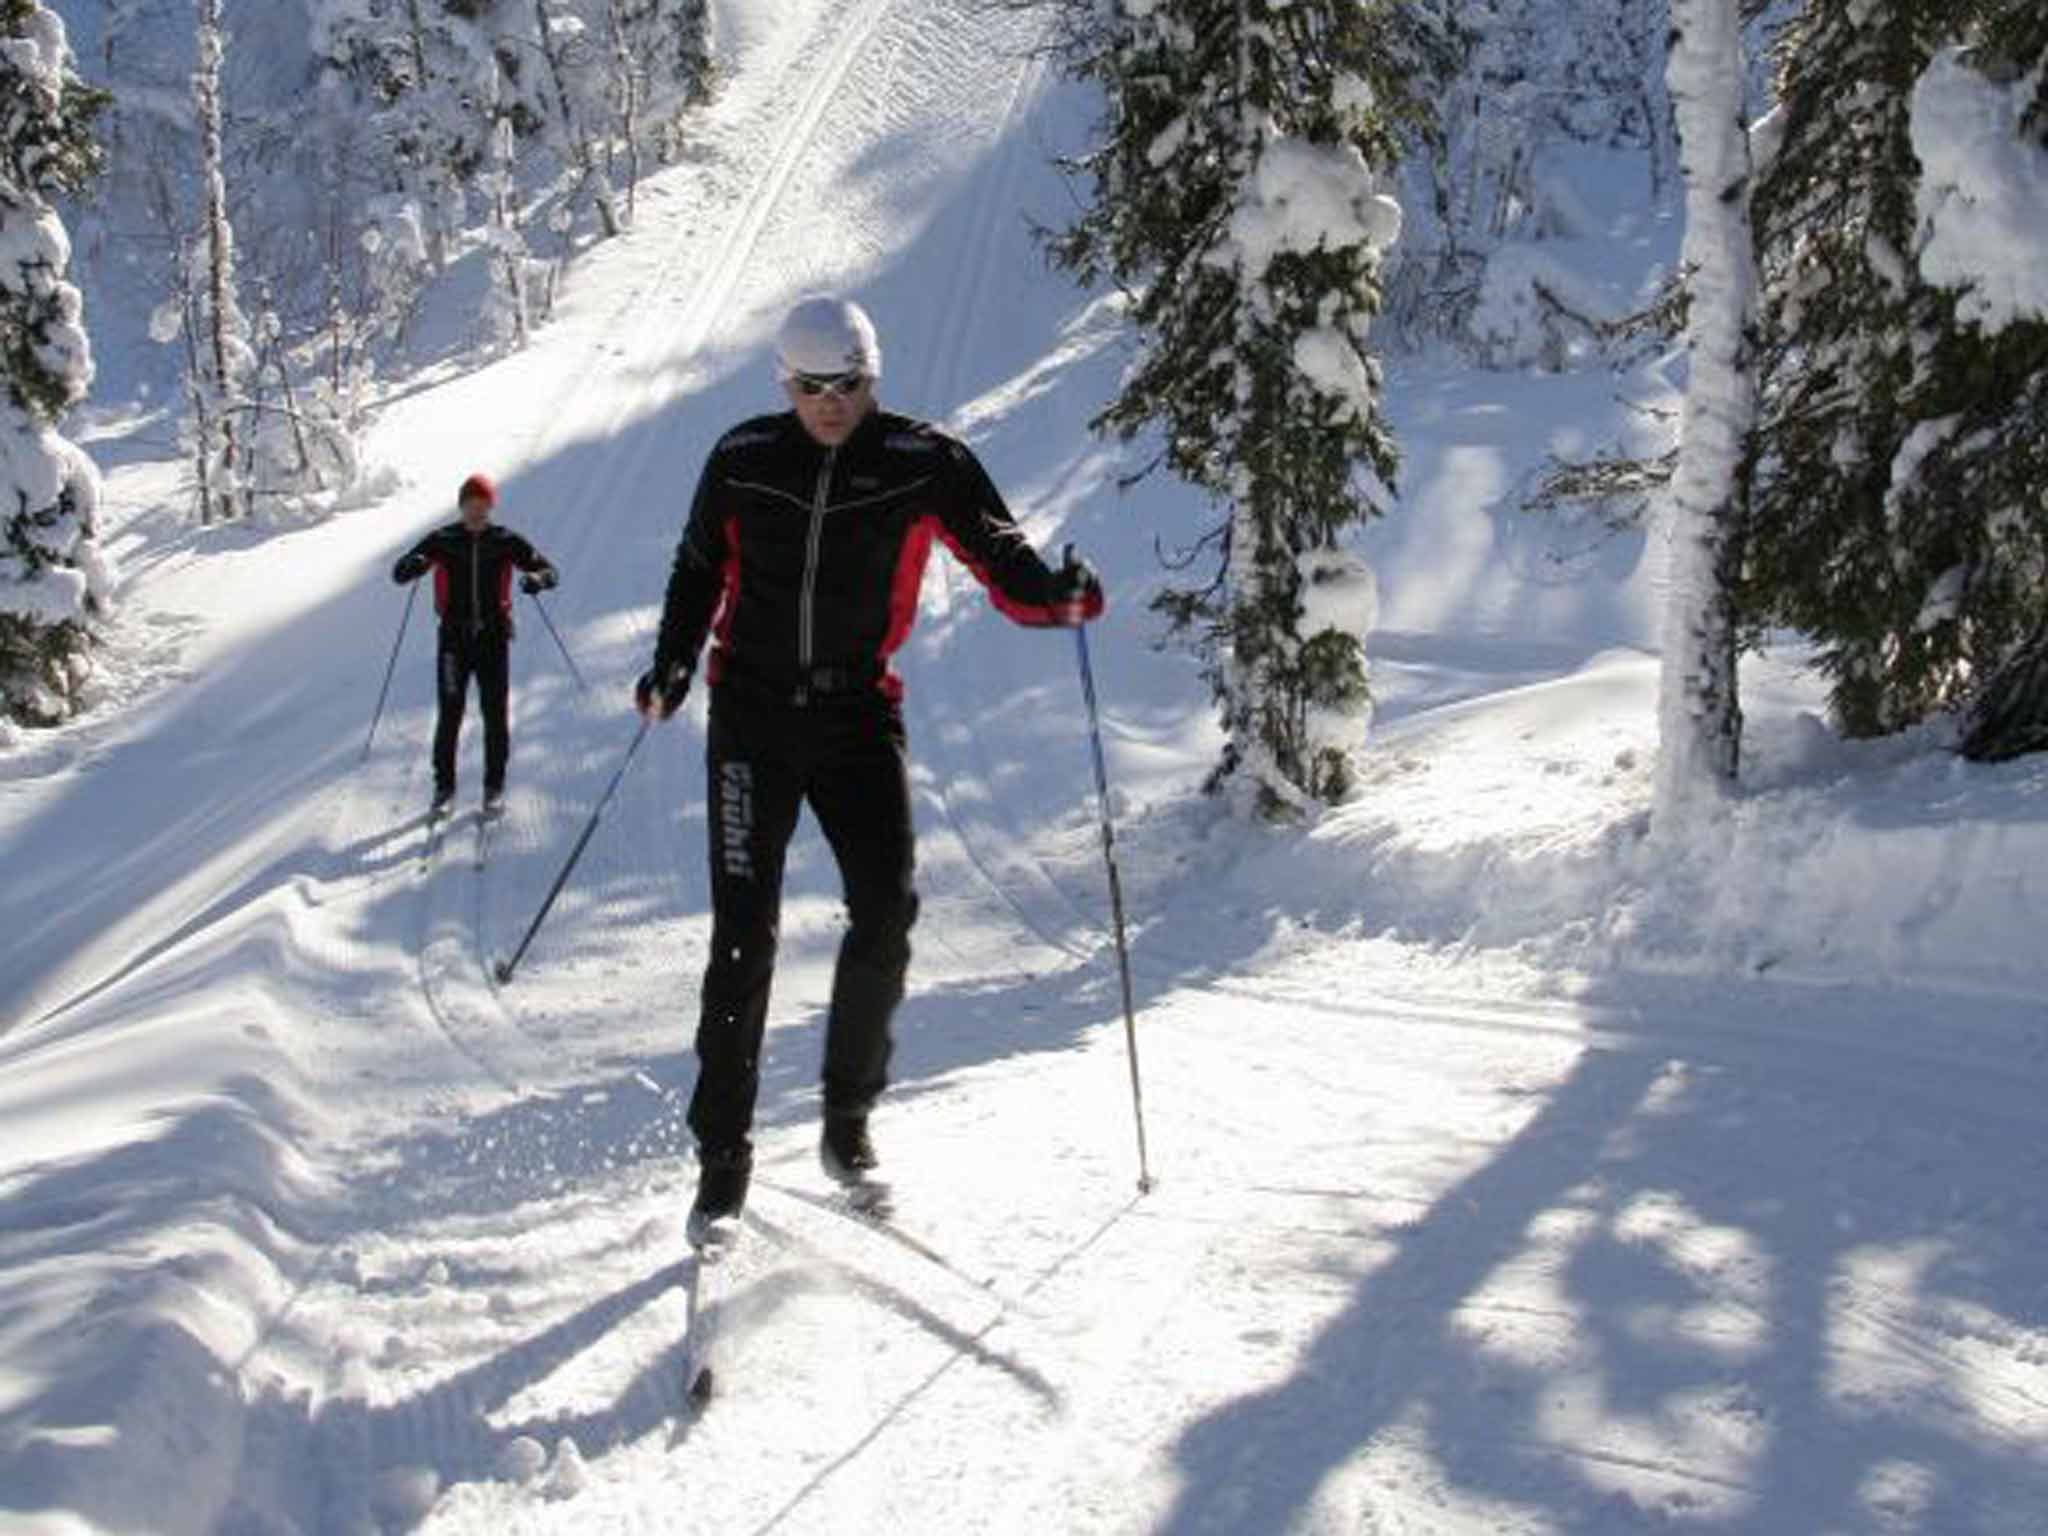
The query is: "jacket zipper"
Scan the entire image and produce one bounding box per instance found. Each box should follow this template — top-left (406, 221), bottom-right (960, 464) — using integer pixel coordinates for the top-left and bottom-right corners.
top-left (797, 448), bottom-right (835, 704)
top-left (469, 530), bottom-right (483, 635)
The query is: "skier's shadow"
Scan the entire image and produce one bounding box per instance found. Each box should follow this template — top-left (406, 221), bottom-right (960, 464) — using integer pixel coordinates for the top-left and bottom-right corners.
top-left (262, 1214), bottom-right (1051, 1531)
top-left (337, 809), bottom-right (437, 879)
top-left (746, 1206), bottom-right (1059, 1407)
top-left (332, 1258), bottom-right (695, 1518)
top-left (225, 1252), bottom-right (699, 1531)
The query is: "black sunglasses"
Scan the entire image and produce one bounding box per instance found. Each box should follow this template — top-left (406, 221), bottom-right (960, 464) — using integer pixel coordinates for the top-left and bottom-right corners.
top-left (790, 370), bottom-right (869, 399)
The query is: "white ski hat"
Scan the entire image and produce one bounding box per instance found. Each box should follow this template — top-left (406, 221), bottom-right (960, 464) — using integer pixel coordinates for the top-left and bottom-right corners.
top-left (774, 296), bottom-right (882, 380)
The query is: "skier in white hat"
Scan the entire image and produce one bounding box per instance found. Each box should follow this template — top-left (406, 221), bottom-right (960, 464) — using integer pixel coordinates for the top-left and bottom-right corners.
top-left (637, 294), bottom-right (1105, 1243)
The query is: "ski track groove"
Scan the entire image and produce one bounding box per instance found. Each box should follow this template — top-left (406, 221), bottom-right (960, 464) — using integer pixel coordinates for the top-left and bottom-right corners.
top-left (904, 13), bottom-right (1089, 981)
top-left (418, 0), bottom-right (905, 1056)
top-left (340, 10), bottom-right (1060, 1510)
top-left (187, 6), bottom-right (2048, 1529)
top-left (735, 1184), bottom-right (1146, 1536)
top-left (890, 13), bottom-right (1058, 983)
top-left (416, 813), bottom-right (528, 1095)
top-left (496, 0), bottom-right (905, 925)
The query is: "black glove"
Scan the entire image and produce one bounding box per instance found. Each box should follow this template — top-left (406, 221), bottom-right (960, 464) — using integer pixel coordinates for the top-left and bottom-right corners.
top-left (520, 567), bottom-right (558, 596)
top-left (393, 552), bottom-right (428, 584)
top-left (635, 661), bottom-right (691, 720)
top-left (1052, 547), bottom-right (1105, 626)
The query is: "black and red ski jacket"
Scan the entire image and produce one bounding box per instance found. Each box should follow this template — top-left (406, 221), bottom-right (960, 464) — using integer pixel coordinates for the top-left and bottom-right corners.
top-left (650, 408), bottom-right (1098, 703)
top-left (392, 523), bottom-right (556, 638)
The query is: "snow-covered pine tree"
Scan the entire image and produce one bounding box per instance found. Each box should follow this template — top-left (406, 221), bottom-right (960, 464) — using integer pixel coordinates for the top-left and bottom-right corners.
top-left (1383, 0), bottom-right (1672, 359)
top-left (1656, 0), bottom-right (1754, 819)
top-left (1747, 0), bottom-right (2048, 739)
top-left (602, 0), bottom-right (713, 221)
top-left (479, 62), bottom-right (531, 350)
top-left (312, 0), bottom-right (496, 276)
top-left (530, 0), bottom-right (620, 239)
top-left (314, 0), bottom-right (513, 355)
top-left (1928, 8), bottom-right (2048, 760)
top-left (307, 9), bottom-right (436, 358)
top-left (235, 280), bottom-right (367, 520)
top-left (0, 0), bottom-right (113, 727)
top-left (1045, 0), bottom-right (1414, 816)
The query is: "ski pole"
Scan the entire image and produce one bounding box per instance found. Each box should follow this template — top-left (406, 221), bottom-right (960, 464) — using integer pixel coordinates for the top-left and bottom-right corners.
top-left (363, 579), bottom-right (420, 761)
top-left (1073, 616), bottom-right (1154, 1194)
top-left (493, 716), bottom-right (651, 984)
top-left (527, 589), bottom-right (589, 695)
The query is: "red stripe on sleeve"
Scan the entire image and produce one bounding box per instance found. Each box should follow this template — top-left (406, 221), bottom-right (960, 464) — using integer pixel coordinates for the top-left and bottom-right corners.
top-left (705, 514), bottom-right (744, 684)
top-left (883, 517), bottom-right (940, 659)
top-left (933, 523), bottom-right (1062, 626)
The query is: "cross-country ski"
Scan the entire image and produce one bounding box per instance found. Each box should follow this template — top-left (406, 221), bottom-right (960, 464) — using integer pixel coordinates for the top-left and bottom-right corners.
top-left (418, 804), bottom-right (453, 872)
top-left (474, 798), bottom-right (502, 871)
top-left (681, 1222), bottom-right (738, 1409)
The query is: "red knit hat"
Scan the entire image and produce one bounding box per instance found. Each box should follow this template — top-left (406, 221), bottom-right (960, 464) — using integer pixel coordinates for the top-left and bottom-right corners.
top-left (458, 472), bottom-right (497, 509)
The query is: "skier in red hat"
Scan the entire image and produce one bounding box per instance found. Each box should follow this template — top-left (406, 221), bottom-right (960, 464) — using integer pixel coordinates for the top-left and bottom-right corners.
top-left (392, 472), bottom-right (559, 817)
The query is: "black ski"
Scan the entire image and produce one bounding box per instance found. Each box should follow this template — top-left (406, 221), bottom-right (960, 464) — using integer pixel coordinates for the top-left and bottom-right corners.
top-left (419, 806), bottom-right (453, 871)
top-left (682, 1218), bottom-right (740, 1407)
top-left (474, 802), bottom-right (502, 870)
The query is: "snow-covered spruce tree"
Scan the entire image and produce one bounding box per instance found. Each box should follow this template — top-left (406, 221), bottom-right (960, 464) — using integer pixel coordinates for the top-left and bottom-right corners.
top-left (0, 0), bottom-right (112, 727)
top-left (312, 0), bottom-right (497, 275)
top-left (1046, 0), bottom-right (1413, 816)
top-left (1656, 0), bottom-right (1755, 819)
top-left (603, 0), bottom-right (713, 222)
top-left (530, 0), bottom-right (620, 239)
top-left (303, 105), bottom-right (393, 438)
top-left (1926, 12), bottom-right (2048, 761)
top-left (1746, 1), bottom-right (2048, 739)
top-left (189, 0), bottom-right (252, 524)
top-left (478, 63), bottom-right (531, 350)
top-left (306, 9), bottom-right (440, 355)
top-left (237, 281), bottom-right (366, 519)
top-left (1383, 0), bottom-right (1672, 359)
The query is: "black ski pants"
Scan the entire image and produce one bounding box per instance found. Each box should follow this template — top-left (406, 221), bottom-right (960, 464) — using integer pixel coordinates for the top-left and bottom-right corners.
top-left (433, 624), bottom-right (511, 798)
top-left (687, 683), bottom-right (919, 1154)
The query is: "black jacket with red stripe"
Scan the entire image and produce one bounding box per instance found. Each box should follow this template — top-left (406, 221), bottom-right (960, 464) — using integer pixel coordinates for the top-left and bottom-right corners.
top-left (650, 408), bottom-right (1093, 702)
top-left (392, 523), bottom-right (556, 638)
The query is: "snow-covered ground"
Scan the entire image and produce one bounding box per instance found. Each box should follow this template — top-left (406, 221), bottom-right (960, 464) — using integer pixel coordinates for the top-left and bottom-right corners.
top-left (4, 3), bottom-right (2046, 1532)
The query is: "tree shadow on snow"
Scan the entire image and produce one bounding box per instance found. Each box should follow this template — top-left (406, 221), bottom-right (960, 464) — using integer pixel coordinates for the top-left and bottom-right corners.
top-left (1155, 1031), bottom-right (2048, 1534)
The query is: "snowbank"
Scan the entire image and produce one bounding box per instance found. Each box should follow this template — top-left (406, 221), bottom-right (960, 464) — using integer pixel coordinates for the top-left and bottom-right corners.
top-left (1184, 651), bottom-right (2048, 1001)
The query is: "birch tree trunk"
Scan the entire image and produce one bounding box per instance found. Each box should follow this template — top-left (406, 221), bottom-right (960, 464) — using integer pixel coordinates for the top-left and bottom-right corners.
top-left (1655, 0), bottom-right (1753, 825)
top-left (197, 0), bottom-right (242, 522)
